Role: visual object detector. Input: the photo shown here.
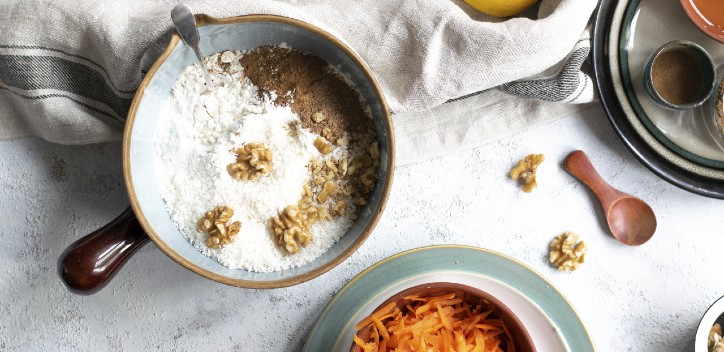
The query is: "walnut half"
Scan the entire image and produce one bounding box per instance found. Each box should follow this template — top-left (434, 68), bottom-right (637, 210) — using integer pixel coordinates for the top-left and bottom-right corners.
top-left (549, 231), bottom-right (587, 272)
top-left (227, 143), bottom-right (273, 181)
top-left (510, 154), bottom-right (544, 193)
top-left (269, 206), bottom-right (312, 254)
top-left (197, 205), bottom-right (242, 249)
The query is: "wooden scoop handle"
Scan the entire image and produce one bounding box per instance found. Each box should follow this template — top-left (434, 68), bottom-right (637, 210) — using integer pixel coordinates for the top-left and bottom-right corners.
top-left (564, 150), bottom-right (624, 208)
top-left (58, 207), bottom-right (149, 295)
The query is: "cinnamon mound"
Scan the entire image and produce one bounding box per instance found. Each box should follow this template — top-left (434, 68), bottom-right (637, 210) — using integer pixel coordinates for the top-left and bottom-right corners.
top-left (237, 46), bottom-right (373, 143)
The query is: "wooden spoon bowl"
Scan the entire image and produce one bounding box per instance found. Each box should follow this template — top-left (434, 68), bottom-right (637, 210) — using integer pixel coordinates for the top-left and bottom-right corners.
top-left (565, 150), bottom-right (657, 246)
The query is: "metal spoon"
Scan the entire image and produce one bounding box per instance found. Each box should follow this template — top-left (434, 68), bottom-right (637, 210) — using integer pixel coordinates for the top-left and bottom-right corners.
top-left (171, 4), bottom-right (213, 87)
top-left (564, 150), bottom-right (657, 246)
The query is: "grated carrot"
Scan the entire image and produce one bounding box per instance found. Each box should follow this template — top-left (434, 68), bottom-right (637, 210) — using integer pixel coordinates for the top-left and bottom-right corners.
top-left (372, 317), bottom-right (390, 340)
top-left (437, 303), bottom-right (453, 331)
top-left (475, 324), bottom-right (502, 331)
top-left (353, 291), bottom-right (515, 352)
top-left (355, 301), bottom-right (397, 330)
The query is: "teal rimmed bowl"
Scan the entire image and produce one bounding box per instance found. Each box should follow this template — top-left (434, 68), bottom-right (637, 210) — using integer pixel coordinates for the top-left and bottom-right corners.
top-left (59, 14), bottom-right (394, 294)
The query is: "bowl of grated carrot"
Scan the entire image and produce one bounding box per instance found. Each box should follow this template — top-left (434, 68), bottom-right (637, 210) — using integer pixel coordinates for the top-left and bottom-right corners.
top-left (351, 282), bottom-right (535, 352)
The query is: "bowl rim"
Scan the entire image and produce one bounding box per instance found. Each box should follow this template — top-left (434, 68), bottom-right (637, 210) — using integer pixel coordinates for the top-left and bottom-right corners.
top-left (122, 14), bottom-right (395, 289)
top-left (678, 0), bottom-right (724, 44)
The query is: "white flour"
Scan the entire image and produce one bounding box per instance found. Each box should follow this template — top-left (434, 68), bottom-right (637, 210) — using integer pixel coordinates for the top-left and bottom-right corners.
top-left (155, 51), bottom-right (353, 272)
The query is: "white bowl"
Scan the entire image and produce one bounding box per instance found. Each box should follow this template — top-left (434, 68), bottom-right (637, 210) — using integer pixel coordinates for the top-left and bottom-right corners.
top-left (696, 295), bottom-right (724, 352)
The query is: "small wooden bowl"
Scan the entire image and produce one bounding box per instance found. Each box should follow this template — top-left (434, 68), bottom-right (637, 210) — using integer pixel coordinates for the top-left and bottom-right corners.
top-left (351, 282), bottom-right (536, 352)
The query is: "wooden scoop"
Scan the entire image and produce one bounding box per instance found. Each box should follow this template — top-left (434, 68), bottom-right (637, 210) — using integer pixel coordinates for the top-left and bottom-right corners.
top-left (564, 150), bottom-right (656, 246)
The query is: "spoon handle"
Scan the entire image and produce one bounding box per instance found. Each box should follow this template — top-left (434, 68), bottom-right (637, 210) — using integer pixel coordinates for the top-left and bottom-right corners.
top-left (171, 4), bottom-right (213, 87)
top-left (564, 150), bottom-right (623, 206)
top-left (171, 5), bottom-right (200, 52)
top-left (58, 207), bottom-right (149, 295)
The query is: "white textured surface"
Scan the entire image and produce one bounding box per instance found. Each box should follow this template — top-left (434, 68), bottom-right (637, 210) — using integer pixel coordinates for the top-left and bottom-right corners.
top-left (2, 105), bottom-right (724, 351)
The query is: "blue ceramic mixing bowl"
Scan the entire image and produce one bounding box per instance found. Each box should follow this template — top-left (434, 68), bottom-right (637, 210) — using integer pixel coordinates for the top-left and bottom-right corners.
top-left (124, 14), bottom-right (394, 288)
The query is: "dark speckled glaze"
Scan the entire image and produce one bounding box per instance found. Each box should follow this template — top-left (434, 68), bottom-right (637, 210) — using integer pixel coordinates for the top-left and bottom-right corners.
top-left (592, 0), bottom-right (724, 199)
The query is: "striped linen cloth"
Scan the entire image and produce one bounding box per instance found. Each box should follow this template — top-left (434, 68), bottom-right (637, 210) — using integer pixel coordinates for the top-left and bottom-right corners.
top-left (0, 0), bottom-right (597, 165)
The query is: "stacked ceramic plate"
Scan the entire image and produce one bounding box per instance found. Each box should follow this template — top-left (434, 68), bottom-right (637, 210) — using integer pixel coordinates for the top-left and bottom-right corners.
top-left (593, 0), bottom-right (724, 198)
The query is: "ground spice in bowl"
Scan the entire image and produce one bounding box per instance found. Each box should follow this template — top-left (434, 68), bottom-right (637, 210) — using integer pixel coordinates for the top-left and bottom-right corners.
top-left (651, 49), bottom-right (702, 105)
top-left (644, 40), bottom-right (716, 110)
top-left (237, 46), bottom-right (372, 142)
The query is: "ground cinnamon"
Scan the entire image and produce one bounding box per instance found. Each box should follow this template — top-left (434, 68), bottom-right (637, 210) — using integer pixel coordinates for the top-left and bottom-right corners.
top-left (236, 46), bottom-right (373, 143)
top-left (651, 48), bottom-right (702, 105)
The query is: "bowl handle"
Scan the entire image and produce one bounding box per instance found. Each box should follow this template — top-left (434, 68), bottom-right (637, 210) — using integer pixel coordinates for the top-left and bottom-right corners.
top-left (58, 207), bottom-right (149, 295)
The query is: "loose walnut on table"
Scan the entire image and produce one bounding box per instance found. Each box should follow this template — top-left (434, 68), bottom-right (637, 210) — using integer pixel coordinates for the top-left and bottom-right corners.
top-left (510, 154), bottom-right (544, 192)
top-left (549, 231), bottom-right (587, 272)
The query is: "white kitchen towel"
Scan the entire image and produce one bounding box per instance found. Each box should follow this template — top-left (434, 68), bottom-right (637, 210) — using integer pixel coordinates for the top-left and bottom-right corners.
top-left (0, 0), bottom-right (597, 165)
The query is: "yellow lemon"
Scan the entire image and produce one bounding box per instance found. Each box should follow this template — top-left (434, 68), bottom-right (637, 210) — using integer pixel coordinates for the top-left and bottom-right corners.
top-left (463, 0), bottom-right (540, 17)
